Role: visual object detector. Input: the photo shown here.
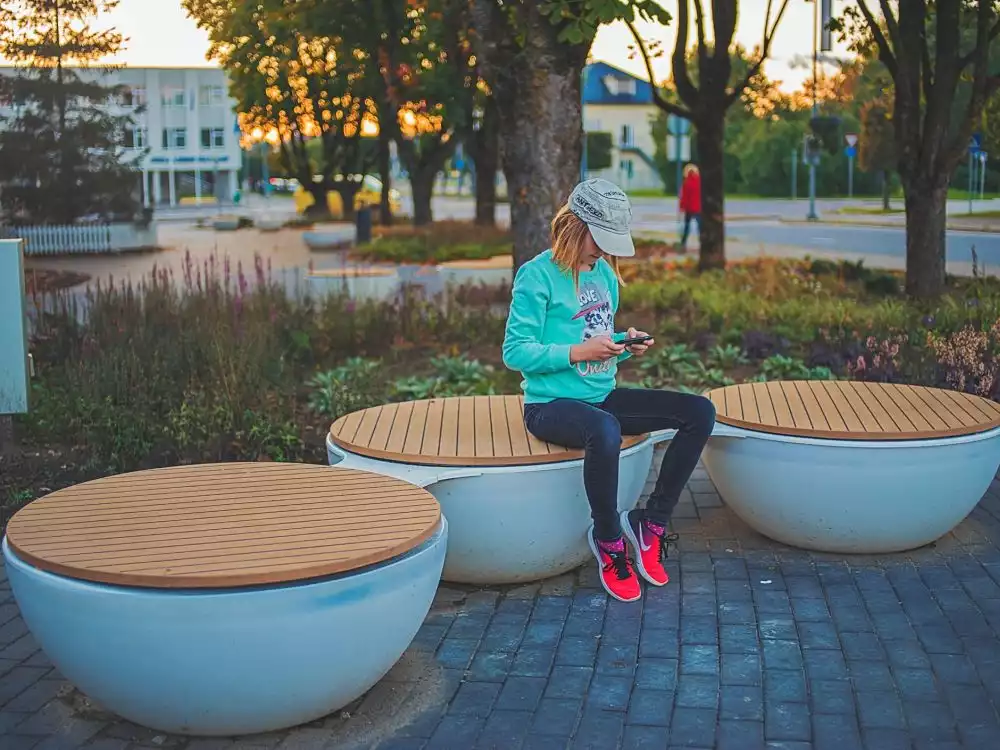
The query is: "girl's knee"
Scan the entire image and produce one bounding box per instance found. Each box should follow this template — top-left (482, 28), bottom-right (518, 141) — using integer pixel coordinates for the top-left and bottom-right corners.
top-left (689, 394), bottom-right (716, 434)
top-left (587, 413), bottom-right (622, 454)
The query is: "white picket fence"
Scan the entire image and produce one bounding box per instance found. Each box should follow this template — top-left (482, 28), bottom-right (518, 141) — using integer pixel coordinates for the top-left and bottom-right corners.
top-left (0, 222), bottom-right (158, 256)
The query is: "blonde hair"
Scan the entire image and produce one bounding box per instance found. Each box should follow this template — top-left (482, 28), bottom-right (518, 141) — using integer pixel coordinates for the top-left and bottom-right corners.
top-left (683, 163), bottom-right (699, 177)
top-left (550, 204), bottom-right (625, 288)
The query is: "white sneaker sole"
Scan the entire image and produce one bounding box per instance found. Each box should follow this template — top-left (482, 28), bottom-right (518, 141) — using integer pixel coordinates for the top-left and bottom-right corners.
top-left (619, 510), bottom-right (668, 587)
top-left (587, 526), bottom-right (641, 603)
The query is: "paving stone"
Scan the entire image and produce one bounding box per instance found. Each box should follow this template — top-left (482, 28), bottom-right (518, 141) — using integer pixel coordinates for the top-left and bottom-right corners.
top-left (583, 674), bottom-right (632, 712)
top-left (675, 675), bottom-right (719, 710)
top-left (928, 653), bottom-right (980, 685)
top-left (449, 681), bottom-right (501, 718)
top-left (680, 616), bottom-right (718, 646)
top-left (668, 707), bottom-right (717, 747)
top-left (798, 621), bottom-right (840, 650)
top-left (545, 666), bottom-right (593, 700)
top-left (856, 690), bottom-right (905, 730)
top-left (595, 644), bottom-right (637, 676)
top-left (803, 649), bottom-right (850, 681)
top-left (809, 678), bottom-right (856, 715)
top-left (474, 709), bottom-right (532, 750)
top-left (624, 688), bottom-right (673, 727)
top-left (571, 710), bottom-right (623, 749)
top-left (721, 653), bottom-right (761, 686)
top-left (720, 625), bottom-right (758, 654)
top-left (764, 670), bottom-right (807, 704)
top-left (511, 648), bottom-right (556, 678)
top-left (861, 728), bottom-right (914, 750)
top-left (638, 628), bottom-right (678, 658)
top-left (621, 725), bottom-right (670, 750)
top-left (758, 618), bottom-right (797, 641)
top-left (812, 712), bottom-right (863, 750)
top-left (720, 685), bottom-right (763, 721)
top-left (680, 645), bottom-right (719, 676)
top-left (765, 702), bottom-right (811, 741)
top-left (902, 701), bottom-right (958, 742)
top-left (425, 715), bottom-right (484, 749)
top-left (634, 658), bottom-right (678, 692)
top-left (762, 640), bottom-right (803, 671)
top-left (495, 677), bottom-right (546, 713)
top-left (531, 698), bottom-right (580, 737)
top-left (0, 667), bottom-right (50, 707)
top-left (555, 636), bottom-right (598, 668)
top-left (893, 669), bottom-right (942, 702)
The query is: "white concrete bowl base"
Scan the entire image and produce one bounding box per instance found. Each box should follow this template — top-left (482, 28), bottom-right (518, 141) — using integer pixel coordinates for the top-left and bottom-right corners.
top-left (702, 427), bottom-right (1000, 553)
top-left (327, 437), bottom-right (655, 584)
top-left (1, 520), bottom-right (447, 736)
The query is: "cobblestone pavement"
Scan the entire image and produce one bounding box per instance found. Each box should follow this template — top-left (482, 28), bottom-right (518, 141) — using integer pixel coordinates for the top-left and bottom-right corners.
top-left (3, 453), bottom-right (1000, 749)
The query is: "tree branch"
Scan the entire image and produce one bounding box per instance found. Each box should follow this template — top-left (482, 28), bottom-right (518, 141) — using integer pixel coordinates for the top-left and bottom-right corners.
top-left (877, 0), bottom-right (903, 53)
top-left (671, 0), bottom-right (701, 109)
top-left (624, 18), bottom-right (694, 120)
top-left (710, 0), bottom-right (736, 63)
top-left (693, 0), bottom-right (707, 65)
top-left (856, 0), bottom-right (898, 78)
top-left (725, 0), bottom-right (790, 108)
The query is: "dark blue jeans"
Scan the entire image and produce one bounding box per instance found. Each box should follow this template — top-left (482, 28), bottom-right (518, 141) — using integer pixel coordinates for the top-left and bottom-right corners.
top-left (524, 387), bottom-right (716, 541)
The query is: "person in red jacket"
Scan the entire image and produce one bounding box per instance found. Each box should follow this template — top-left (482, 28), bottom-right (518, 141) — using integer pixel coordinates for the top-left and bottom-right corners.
top-left (678, 163), bottom-right (701, 252)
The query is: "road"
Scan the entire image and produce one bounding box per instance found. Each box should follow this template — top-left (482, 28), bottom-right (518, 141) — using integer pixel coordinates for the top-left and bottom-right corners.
top-left (417, 194), bottom-right (1000, 276)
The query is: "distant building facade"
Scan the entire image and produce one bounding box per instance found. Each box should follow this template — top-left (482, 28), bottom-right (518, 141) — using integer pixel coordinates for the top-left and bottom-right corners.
top-left (582, 61), bottom-right (663, 192)
top-left (0, 66), bottom-right (242, 208)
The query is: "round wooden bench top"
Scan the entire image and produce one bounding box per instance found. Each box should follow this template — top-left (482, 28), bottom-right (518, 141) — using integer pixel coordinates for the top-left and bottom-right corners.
top-left (330, 395), bottom-right (648, 466)
top-left (5, 464), bottom-right (441, 589)
top-left (707, 380), bottom-right (1000, 441)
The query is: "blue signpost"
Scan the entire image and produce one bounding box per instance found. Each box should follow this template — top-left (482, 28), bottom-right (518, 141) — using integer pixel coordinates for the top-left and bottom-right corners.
top-left (969, 133), bottom-right (983, 213)
top-left (844, 133), bottom-right (859, 199)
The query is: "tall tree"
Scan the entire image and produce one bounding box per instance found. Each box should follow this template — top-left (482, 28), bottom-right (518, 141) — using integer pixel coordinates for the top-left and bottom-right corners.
top-left (837, 0), bottom-right (1000, 298)
top-left (629, 0), bottom-right (791, 271)
top-left (0, 0), bottom-right (142, 224)
top-left (470, 0), bottom-right (669, 270)
top-left (364, 0), bottom-right (478, 226)
top-left (184, 0), bottom-right (377, 218)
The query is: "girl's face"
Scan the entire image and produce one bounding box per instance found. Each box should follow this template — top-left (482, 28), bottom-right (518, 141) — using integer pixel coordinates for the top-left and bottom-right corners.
top-left (580, 231), bottom-right (604, 268)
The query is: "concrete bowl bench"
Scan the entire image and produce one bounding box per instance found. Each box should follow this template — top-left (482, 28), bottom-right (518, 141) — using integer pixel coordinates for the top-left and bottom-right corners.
top-left (307, 267), bottom-right (400, 301)
top-left (1, 463), bottom-right (446, 736)
top-left (327, 394), bottom-right (655, 584)
top-left (703, 380), bottom-right (1000, 553)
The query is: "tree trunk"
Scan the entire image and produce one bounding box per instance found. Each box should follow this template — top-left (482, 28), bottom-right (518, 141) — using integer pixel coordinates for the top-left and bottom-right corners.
top-left (470, 1), bottom-right (591, 271)
top-left (377, 127), bottom-right (393, 226)
top-left (695, 117), bottom-right (726, 271)
top-left (881, 170), bottom-right (891, 211)
top-left (902, 180), bottom-right (948, 298)
top-left (410, 168), bottom-right (435, 226)
top-left (332, 181), bottom-right (360, 222)
top-left (304, 183), bottom-right (328, 219)
top-left (471, 100), bottom-right (500, 227)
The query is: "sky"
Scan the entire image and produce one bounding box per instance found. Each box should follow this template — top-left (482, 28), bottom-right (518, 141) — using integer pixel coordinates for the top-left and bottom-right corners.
top-left (19, 0), bottom-right (851, 93)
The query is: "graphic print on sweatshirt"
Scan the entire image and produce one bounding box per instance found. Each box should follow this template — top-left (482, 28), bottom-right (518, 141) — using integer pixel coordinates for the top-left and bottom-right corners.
top-left (571, 279), bottom-right (615, 377)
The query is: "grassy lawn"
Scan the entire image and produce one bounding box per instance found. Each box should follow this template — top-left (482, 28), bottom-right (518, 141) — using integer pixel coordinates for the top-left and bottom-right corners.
top-left (963, 210), bottom-right (1000, 219)
top-left (836, 206), bottom-right (905, 215)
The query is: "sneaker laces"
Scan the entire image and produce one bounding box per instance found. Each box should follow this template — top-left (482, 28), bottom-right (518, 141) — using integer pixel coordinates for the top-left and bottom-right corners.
top-left (603, 548), bottom-right (635, 580)
top-left (658, 531), bottom-right (679, 563)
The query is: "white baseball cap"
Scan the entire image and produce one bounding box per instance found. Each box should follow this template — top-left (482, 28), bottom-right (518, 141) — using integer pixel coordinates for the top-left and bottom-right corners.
top-left (567, 178), bottom-right (635, 258)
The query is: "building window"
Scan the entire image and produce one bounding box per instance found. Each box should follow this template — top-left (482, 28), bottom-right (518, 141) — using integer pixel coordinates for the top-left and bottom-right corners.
top-left (621, 124), bottom-right (634, 147)
top-left (161, 87), bottom-right (186, 108)
top-left (163, 127), bottom-right (187, 149)
top-left (619, 78), bottom-right (636, 95)
top-left (199, 85), bottom-right (225, 107)
top-left (121, 87), bottom-right (146, 108)
top-left (201, 128), bottom-right (225, 149)
top-left (125, 127), bottom-right (147, 149)
top-left (619, 159), bottom-right (634, 179)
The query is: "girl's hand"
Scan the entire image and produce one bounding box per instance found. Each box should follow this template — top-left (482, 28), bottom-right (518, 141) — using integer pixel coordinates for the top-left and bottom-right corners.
top-left (570, 336), bottom-right (625, 363)
top-left (626, 327), bottom-right (654, 356)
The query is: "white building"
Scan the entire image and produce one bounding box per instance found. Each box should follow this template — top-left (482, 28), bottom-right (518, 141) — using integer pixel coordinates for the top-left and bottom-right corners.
top-left (0, 66), bottom-right (242, 208)
top-left (582, 61), bottom-right (665, 192)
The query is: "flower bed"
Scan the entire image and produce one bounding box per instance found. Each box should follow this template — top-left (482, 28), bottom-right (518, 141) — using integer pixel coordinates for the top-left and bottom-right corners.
top-left (4, 250), bottom-right (999, 527)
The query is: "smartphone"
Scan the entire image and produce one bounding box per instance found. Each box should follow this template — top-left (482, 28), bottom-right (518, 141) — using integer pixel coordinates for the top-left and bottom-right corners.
top-left (620, 335), bottom-right (653, 346)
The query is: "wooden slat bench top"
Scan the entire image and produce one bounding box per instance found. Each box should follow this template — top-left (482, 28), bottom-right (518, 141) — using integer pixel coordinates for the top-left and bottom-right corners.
top-left (707, 381), bottom-right (1000, 441)
top-left (330, 395), bottom-right (648, 466)
top-left (5, 464), bottom-right (440, 589)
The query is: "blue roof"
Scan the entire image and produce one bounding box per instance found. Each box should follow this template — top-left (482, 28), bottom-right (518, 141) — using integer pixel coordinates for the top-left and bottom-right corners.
top-left (582, 61), bottom-right (655, 105)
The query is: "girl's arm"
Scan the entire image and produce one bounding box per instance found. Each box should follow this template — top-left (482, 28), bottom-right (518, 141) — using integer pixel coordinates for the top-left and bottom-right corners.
top-left (502, 265), bottom-right (574, 374)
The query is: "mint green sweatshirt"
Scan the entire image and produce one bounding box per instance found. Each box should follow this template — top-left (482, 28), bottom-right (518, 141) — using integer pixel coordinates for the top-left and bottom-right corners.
top-left (502, 249), bottom-right (631, 404)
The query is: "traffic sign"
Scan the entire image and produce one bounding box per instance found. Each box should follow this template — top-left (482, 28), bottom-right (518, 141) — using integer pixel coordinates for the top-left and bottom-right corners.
top-left (844, 145), bottom-right (857, 158)
top-left (979, 151), bottom-right (988, 163)
top-left (667, 114), bottom-right (690, 136)
top-left (970, 133), bottom-right (983, 153)
top-left (845, 133), bottom-right (858, 147)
